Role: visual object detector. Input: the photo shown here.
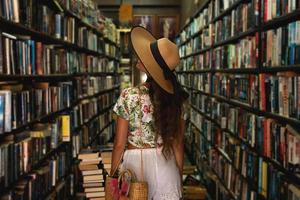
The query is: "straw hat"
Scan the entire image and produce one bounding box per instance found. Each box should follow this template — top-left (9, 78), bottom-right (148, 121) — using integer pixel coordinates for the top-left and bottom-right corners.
top-left (130, 26), bottom-right (180, 94)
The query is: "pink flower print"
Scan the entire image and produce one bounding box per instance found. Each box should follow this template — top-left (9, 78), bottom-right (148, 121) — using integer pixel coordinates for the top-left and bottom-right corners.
top-left (122, 90), bottom-right (128, 98)
top-left (136, 129), bottom-right (143, 136)
top-left (143, 105), bottom-right (151, 114)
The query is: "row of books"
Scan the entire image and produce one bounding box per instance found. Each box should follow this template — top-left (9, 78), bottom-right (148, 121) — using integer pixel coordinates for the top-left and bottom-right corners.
top-left (79, 111), bottom-right (112, 149)
top-left (0, 32), bottom-right (117, 75)
top-left (71, 92), bottom-right (115, 129)
top-left (191, 98), bottom-right (300, 171)
top-left (178, 0), bottom-right (259, 45)
top-left (178, 73), bottom-right (211, 93)
top-left (0, 0), bottom-right (101, 34)
top-left (104, 42), bottom-right (118, 58)
top-left (189, 114), bottom-right (300, 200)
top-left (0, 143), bottom-right (73, 199)
top-left (178, 26), bottom-right (212, 57)
top-left (0, 82), bottom-right (72, 134)
top-left (103, 18), bottom-right (118, 45)
top-left (212, 36), bottom-right (257, 69)
top-left (74, 120), bottom-right (113, 156)
top-left (212, 74), bottom-right (259, 107)
top-left (0, 117), bottom-right (71, 189)
top-left (263, 0), bottom-right (300, 22)
top-left (74, 76), bottom-right (116, 99)
top-left (181, 73), bottom-right (300, 121)
top-left (178, 0), bottom-right (258, 49)
top-left (214, 2), bottom-right (257, 43)
top-left (177, 1), bottom-right (213, 44)
top-left (263, 21), bottom-right (300, 67)
top-left (260, 74), bottom-right (300, 119)
top-left (57, 0), bottom-right (101, 29)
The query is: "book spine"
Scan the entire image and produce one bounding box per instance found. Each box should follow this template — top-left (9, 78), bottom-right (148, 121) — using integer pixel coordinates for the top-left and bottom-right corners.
top-left (55, 14), bottom-right (62, 39)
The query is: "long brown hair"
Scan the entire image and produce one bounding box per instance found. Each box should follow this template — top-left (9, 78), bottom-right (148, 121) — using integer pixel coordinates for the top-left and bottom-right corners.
top-left (147, 78), bottom-right (188, 159)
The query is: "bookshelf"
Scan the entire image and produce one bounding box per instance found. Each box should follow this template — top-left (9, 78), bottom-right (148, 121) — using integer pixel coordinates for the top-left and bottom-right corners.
top-left (0, 0), bottom-right (120, 199)
top-left (177, 0), bottom-right (300, 199)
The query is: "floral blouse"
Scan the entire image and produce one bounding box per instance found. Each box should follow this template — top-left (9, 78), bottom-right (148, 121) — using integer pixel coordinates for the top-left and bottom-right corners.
top-left (113, 84), bottom-right (188, 148)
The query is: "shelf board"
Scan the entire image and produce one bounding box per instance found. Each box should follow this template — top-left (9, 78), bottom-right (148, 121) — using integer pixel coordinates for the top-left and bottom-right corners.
top-left (103, 37), bottom-right (120, 48)
top-left (181, 47), bottom-right (211, 59)
top-left (178, 0), bottom-right (211, 35)
top-left (0, 87), bottom-right (118, 138)
top-left (214, 68), bottom-right (259, 74)
top-left (74, 103), bottom-right (114, 133)
top-left (262, 10), bottom-right (300, 31)
top-left (212, 28), bottom-right (258, 48)
top-left (185, 86), bottom-right (300, 128)
top-left (177, 69), bottom-right (211, 74)
top-left (87, 120), bottom-right (114, 147)
top-left (0, 17), bottom-right (103, 57)
top-left (178, 24), bottom-right (210, 47)
top-left (0, 72), bottom-right (117, 81)
top-left (261, 65), bottom-right (300, 73)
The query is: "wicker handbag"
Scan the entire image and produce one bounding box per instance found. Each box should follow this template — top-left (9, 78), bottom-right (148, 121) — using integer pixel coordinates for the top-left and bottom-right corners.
top-left (105, 151), bottom-right (148, 200)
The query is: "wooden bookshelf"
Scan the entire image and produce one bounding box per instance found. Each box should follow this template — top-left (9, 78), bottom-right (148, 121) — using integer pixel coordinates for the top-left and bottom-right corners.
top-left (0, 0), bottom-right (119, 198)
top-left (178, 0), bottom-right (300, 198)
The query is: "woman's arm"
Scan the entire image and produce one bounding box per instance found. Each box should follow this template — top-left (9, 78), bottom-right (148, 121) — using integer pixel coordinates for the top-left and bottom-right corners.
top-left (172, 119), bottom-right (185, 178)
top-left (110, 116), bottom-right (129, 176)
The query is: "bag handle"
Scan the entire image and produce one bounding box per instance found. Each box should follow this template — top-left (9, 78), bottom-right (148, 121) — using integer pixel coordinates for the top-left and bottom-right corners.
top-left (137, 86), bottom-right (145, 182)
top-left (110, 151), bottom-right (124, 177)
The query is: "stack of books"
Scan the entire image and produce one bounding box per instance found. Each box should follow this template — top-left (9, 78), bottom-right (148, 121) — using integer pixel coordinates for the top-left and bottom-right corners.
top-left (101, 151), bottom-right (112, 174)
top-left (78, 152), bottom-right (105, 200)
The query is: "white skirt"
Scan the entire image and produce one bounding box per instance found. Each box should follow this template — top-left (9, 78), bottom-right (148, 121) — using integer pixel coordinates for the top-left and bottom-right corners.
top-left (120, 148), bottom-right (182, 200)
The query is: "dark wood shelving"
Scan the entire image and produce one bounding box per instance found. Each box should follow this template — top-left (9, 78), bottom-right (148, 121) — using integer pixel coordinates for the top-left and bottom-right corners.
top-left (176, 69), bottom-right (211, 74)
top-left (262, 10), bottom-right (300, 31)
top-left (178, 0), bottom-right (300, 195)
top-left (214, 68), bottom-right (259, 74)
top-left (0, 86), bottom-right (118, 138)
top-left (2, 107), bottom-right (72, 137)
top-left (104, 37), bottom-right (120, 48)
top-left (87, 120), bottom-right (114, 147)
top-left (44, 170), bottom-right (72, 199)
top-left (0, 18), bottom-right (103, 57)
top-left (212, 28), bottom-right (258, 48)
top-left (178, 24), bottom-right (209, 47)
top-left (179, 0), bottom-right (211, 34)
top-left (261, 65), bottom-right (300, 73)
top-left (0, 72), bottom-right (118, 81)
top-left (178, 66), bottom-right (300, 74)
top-left (190, 105), bottom-right (300, 186)
top-left (73, 103), bottom-right (114, 133)
top-left (0, 142), bottom-right (68, 194)
top-left (181, 47), bottom-right (211, 59)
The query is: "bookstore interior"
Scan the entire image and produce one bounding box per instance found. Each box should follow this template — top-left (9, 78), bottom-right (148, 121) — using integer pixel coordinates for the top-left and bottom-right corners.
top-left (0, 0), bottom-right (300, 200)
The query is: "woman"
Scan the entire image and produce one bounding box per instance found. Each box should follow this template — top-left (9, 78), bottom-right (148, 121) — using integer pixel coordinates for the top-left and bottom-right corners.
top-left (111, 26), bottom-right (189, 200)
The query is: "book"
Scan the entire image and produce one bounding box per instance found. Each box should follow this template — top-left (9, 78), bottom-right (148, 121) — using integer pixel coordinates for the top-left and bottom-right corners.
top-left (78, 152), bottom-right (99, 160)
top-left (86, 191), bottom-right (105, 198)
top-left (83, 174), bottom-right (104, 182)
top-left (82, 169), bottom-right (103, 176)
top-left (84, 187), bottom-right (105, 193)
top-left (0, 90), bottom-right (11, 132)
top-left (60, 115), bottom-right (70, 142)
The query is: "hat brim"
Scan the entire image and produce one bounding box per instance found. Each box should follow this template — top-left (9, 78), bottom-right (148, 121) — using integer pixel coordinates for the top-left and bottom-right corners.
top-left (130, 26), bottom-right (174, 94)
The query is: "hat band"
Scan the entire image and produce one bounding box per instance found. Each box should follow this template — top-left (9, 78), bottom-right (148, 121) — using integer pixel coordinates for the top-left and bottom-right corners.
top-left (150, 41), bottom-right (174, 80)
